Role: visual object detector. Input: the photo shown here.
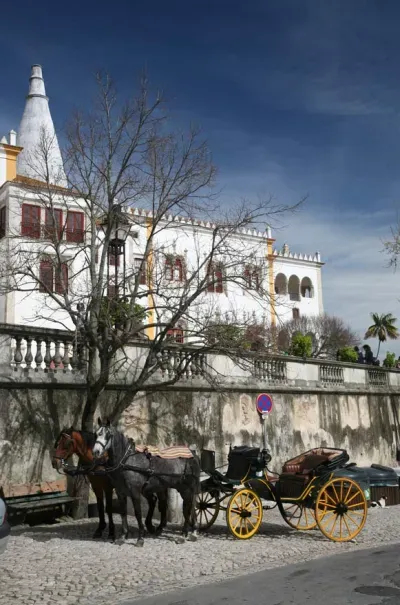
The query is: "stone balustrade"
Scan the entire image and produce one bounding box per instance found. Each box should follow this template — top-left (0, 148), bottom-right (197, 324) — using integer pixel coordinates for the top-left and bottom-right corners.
top-left (155, 347), bottom-right (207, 379)
top-left (0, 323), bottom-right (400, 391)
top-left (319, 364), bottom-right (344, 385)
top-left (253, 358), bottom-right (287, 383)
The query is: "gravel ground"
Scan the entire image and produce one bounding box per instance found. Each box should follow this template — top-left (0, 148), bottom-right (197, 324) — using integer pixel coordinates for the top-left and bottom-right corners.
top-left (1, 505), bottom-right (400, 605)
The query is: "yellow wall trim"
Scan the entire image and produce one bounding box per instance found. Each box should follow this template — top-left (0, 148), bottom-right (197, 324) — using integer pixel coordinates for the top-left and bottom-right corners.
top-left (3, 144), bottom-right (22, 182)
top-left (267, 238), bottom-right (276, 327)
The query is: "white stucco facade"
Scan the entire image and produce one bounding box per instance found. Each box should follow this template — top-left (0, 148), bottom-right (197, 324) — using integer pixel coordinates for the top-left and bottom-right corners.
top-left (0, 64), bottom-right (324, 337)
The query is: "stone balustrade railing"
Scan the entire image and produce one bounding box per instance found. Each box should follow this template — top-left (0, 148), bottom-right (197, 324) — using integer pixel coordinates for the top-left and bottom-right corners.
top-left (253, 358), bottom-right (287, 383)
top-left (319, 364), bottom-right (344, 385)
top-left (1, 323), bottom-right (400, 390)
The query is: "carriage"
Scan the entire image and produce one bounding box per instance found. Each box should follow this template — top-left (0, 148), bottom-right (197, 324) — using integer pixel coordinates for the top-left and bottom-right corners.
top-left (195, 445), bottom-right (369, 542)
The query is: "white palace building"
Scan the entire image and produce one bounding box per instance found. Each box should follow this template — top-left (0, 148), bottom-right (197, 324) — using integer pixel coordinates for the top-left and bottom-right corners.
top-left (0, 65), bottom-right (324, 340)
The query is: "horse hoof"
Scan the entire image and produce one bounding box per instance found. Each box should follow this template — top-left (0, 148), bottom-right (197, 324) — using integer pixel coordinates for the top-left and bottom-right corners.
top-left (155, 526), bottom-right (164, 536)
top-left (108, 532), bottom-right (116, 541)
top-left (135, 538), bottom-right (144, 548)
top-left (92, 529), bottom-right (103, 539)
top-left (175, 536), bottom-right (185, 545)
top-left (187, 533), bottom-right (198, 542)
top-left (146, 524), bottom-right (156, 535)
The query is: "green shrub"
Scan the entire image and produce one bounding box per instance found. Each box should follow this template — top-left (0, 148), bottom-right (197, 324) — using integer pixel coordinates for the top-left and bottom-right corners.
top-left (99, 298), bottom-right (148, 328)
top-left (383, 352), bottom-right (396, 368)
top-left (290, 333), bottom-right (312, 358)
top-left (338, 347), bottom-right (358, 363)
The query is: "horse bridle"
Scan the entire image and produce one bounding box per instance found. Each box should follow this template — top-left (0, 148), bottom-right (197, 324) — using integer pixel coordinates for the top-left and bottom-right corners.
top-left (94, 427), bottom-right (113, 456)
top-left (53, 432), bottom-right (75, 468)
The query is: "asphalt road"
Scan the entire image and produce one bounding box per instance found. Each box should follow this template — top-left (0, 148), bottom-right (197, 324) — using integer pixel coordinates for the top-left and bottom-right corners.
top-left (121, 544), bottom-right (400, 605)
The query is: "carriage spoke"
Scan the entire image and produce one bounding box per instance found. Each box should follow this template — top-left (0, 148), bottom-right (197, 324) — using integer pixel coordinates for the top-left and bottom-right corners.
top-left (343, 515), bottom-right (352, 537)
top-left (345, 490), bottom-right (361, 506)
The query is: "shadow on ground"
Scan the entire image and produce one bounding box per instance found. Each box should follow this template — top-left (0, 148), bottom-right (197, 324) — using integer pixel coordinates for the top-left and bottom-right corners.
top-left (10, 518), bottom-right (324, 544)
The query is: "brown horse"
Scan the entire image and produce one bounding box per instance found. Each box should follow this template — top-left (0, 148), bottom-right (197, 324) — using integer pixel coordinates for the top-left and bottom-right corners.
top-left (52, 428), bottom-right (162, 540)
top-left (52, 428), bottom-right (116, 540)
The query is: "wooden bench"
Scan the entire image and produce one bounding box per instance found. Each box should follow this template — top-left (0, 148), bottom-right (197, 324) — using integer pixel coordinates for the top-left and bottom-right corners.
top-left (0, 479), bottom-right (75, 524)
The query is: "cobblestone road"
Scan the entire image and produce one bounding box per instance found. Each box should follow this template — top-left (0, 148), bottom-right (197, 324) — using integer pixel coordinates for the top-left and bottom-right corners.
top-left (1, 506), bottom-right (400, 605)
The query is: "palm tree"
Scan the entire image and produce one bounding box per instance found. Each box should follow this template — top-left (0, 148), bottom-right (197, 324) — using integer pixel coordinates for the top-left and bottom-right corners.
top-left (365, 313), bottom-right (399, 358)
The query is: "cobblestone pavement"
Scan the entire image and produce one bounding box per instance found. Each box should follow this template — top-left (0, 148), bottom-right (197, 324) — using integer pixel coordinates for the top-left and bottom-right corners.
top-left (1, 506), bottom-right (400, 605)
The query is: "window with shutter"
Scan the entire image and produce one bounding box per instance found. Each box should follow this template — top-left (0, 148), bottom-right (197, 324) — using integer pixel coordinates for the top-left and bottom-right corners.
top-left (167, 328), bottom-right (184, 343)
top-left (55, 264), bottom-right (69, 294)
top-left (0, 206), bottom-right (6, 239)
top-left (165, 256), bottom-right (184, 281)
top-left (244, 266), bottom-right (261, 291)
top-left (134, 258), bottom-right (146, 285)
top-left (39, 260), bottom-right (54, 292)
top-left (292, 308), bottom-right (300, 319)
top-left (45, 208), bottom-right (63, 239)
top-left (207, 263), bottom-right (224, 293)
top-left (21, 204), bottom-right (41, 238)
top-left (66, 211), bottom-right (84, 243)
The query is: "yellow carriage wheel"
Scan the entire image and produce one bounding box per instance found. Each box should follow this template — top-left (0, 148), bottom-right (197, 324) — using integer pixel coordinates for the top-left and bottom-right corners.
top-left (315, 477), bottom-right (367, 542)
top-left (195, 491), bottom-right (220, 531)
top-left (226, 488), bottom-right (263, 540)
top-left (281, 503), bottom-right (317, 531)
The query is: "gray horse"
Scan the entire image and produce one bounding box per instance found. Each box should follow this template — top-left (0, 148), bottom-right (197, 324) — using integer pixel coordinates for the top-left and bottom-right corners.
top-left (92, 419), bottom-right (200, 546)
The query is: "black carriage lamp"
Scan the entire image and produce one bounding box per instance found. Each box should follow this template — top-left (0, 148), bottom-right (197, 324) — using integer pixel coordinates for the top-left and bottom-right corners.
top-left (100, 205), bottom-right (133, 299)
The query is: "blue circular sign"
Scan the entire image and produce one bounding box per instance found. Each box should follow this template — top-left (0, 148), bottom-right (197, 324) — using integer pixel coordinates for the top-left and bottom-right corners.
top-left (256, 393), bottom-right (273, 415)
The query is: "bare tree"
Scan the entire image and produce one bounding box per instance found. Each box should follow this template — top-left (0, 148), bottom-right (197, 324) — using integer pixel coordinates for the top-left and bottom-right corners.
top-left (0, 72), bottom-right (300, 435)
top-left (277, 314), bottom-right (359, 358)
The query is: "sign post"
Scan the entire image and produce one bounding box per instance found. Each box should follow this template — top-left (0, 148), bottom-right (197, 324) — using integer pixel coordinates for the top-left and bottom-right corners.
top-left (256, 393), bottom-right (273, 451)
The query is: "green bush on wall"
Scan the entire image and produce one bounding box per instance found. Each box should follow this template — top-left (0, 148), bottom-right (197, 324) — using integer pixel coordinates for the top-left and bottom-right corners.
top-left (338, 347), bottom-right (358, 363)
top-left (383, 352), bottom-right (396, 368)
top-left (290, 333), bottom-right (312, 358)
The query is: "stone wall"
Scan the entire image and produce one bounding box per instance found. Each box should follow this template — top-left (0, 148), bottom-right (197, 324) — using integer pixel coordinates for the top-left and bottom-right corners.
top-left (0, 385), bottom-right (398, 491)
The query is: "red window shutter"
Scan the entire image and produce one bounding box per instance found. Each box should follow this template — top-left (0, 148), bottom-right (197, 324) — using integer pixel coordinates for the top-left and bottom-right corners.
top-left (244, 267), bottom-right (251, 288)
top-left (39, 260), bottom-right (54, 292)
top-left (175, 329), bottom-right (184, 343)
top-left (66, 211), bottom-right (84, 243)
top-left (135, 258), bottom-right (146, 285)
top-left (0, 206), bottom-right (6, 238)
top-left (254, 270), bottom-right (260, 291)
top-left (22, 204), bottom-right (41, 238)
top-left (55, 264), bottom-right (68, 295)
top-left (167, 329), bottom-right (184, 343)
top-left (175, 258), bottom-right (183, 281)
top-left (215, 268), bottom-right (223, 293)
top-left (45, 208), bottom-right (63, 239)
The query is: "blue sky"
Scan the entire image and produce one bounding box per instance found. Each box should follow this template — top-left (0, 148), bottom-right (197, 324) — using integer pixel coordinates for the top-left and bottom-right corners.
top-left (1, 0), bottom-right (400, 356)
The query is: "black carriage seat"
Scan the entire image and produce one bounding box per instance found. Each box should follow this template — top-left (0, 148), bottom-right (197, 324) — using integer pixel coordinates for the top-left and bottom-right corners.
top-left (225, 446), bottom-right (260, 482)
top-left (200, 449), bottom-right (216, 474)
top-left (200, 448), bottom-right (249, 485)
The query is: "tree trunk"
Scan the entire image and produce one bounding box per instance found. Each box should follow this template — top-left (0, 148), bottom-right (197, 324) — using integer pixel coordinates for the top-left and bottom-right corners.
top-left (377, 340), bottom-right (381, 359)
top-left (68, 472), bottom-right (90, 520)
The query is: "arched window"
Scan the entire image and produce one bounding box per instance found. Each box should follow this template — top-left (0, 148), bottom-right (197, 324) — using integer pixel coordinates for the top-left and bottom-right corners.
top-left (288, 275), bottom-right (300, 301)
top-left (165, 256), bottom-right (184, 282)
top-left (274, 273), bottom-right (287, 295)
top-left (207, 262), bottom-right (223, 293)
top-left (301, 277), bottom-right (313, 298)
